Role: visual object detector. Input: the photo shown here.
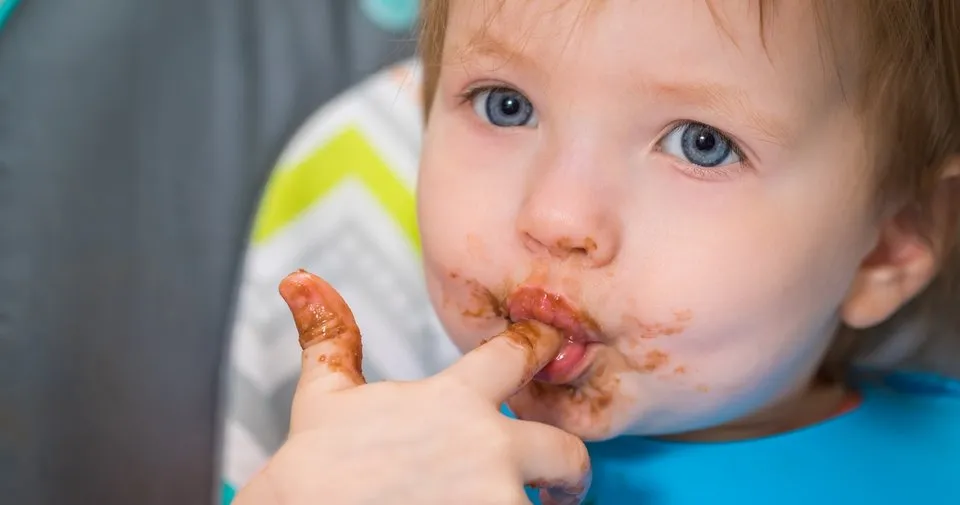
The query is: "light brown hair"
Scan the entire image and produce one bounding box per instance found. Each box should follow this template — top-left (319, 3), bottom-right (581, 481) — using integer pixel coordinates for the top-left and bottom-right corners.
top-left (417, 0), bottom-right (960, 376)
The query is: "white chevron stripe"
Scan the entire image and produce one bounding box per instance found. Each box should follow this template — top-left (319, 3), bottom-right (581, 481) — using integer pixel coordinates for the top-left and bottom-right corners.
top-left (243, 179), bottom-right (419, 283)
top-left (230, 314), bottom-right (299, 393)
top-left (222, 420), bottom-right (269, 488)
top-left (364, 67), bottom-right (423, 130)
top-left (276, 60), bottom-right (420, 171)
top-left (231, 181), bottom-right (429, 391)
top-left (336, 281), bottom-right (432, 382)
top-left (424, 308), bottom-right (464, 370)
top-left (276, 95), bottom-right (364, 169)
top-left (279, 93), bottom-right (422, 189)
top-left (350, 96), bottom-right (422, 188)
top-left (224, 61), bottom-right (435, 489)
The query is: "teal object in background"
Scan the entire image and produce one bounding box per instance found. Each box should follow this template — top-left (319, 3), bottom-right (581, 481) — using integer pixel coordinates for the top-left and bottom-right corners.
top-left (360, 0), bottom-right (419, 33)
top-left (221, 481), bottom-right (236, 505)
top-left (0, 0), bottom-right (21, 33)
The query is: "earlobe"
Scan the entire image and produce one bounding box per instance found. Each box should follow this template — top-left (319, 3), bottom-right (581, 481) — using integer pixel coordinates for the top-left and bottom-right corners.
top-left (842, 221), bottom-right (938, 329)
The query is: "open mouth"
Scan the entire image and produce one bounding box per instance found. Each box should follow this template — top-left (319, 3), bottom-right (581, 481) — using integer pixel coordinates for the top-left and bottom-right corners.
top-left (504, 287), bottom-right (602, 385)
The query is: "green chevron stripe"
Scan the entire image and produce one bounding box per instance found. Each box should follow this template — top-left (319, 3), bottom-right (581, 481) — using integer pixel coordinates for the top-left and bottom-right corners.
top-left (251, 126), bottom-right (420, 253)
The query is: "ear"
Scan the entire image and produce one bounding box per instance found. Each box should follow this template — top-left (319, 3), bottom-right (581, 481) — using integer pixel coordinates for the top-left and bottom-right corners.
top-left (842, 157), bottom-right (960, 329)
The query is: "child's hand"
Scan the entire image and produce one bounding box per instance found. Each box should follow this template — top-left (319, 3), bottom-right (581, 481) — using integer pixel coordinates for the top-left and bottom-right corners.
top-left (233, 270), bottom-right (591, 505)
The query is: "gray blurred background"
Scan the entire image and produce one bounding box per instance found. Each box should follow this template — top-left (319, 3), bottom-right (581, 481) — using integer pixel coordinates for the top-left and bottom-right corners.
top-left (0, 1), bottom-right (414, 503)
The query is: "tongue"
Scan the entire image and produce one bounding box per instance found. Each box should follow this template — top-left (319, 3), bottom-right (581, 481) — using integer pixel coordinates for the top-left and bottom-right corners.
top-left (535, 338), bottom-right (587, 383)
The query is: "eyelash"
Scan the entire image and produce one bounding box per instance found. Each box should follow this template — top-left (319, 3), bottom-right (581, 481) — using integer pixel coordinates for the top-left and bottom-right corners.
top-left (456, 85), bottom-right (751, 180)
top-left (657, 120), bottom-right (751, 181)
top-left (458, 85), bottom-right (494, 105)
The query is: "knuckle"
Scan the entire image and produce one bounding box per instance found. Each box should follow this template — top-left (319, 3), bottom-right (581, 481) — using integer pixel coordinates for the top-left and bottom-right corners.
top-left (426, 372), bottom-right (468, 396)
top-left (473, 419), bottom-right (513, 458)
top-left (425, 374), bottom-right (491, 415)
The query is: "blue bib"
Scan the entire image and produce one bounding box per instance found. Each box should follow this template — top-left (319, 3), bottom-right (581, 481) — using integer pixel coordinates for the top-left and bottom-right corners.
top-left (513, 371), bottom-right (960, 505)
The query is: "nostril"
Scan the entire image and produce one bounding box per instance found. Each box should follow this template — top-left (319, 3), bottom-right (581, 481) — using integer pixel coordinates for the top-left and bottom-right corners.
top-left (520, 230), bottom-right (607, 263)
top-left (583, 237), bottom-right (598, 254)
top-left (521, 232), bottom-right (549, 255)
top-left (554, 238), bottom-right (594, 258)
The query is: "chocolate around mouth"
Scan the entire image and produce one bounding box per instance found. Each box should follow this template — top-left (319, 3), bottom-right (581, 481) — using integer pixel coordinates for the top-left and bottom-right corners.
top-left (504, 287), bottom-right (602, 344)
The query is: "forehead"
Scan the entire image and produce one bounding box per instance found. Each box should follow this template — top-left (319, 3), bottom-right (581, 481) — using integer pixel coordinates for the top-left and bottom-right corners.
top-left (444, 0), bottom-right (846, 125)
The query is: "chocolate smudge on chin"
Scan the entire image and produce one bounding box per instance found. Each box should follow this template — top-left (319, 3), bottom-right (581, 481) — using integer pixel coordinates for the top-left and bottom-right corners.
top-left (640, 349), bottom-right (669, 372)
top-left (509, 360), bottom-right (620, 438)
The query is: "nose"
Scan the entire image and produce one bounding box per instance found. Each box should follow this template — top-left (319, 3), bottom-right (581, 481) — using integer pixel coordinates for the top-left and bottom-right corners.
top-left (516, 154), bottom-right (621, 268)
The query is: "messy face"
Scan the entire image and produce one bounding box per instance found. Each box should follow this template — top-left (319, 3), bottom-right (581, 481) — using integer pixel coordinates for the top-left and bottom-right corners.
top-left (417, 0), bottom-right (880, 440)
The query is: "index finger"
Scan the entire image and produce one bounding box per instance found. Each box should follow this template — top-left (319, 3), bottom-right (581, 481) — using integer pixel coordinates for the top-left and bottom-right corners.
top-left (438, 321), bottom-right (563, 403)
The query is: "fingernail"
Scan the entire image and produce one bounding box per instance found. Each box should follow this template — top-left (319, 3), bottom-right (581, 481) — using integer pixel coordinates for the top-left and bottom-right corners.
top-left (541, 469), bottom-right (592, 505)
top-left (541, 488), bottom-right (585, 505)
top-left (278, 270), bottom-right (318, 312)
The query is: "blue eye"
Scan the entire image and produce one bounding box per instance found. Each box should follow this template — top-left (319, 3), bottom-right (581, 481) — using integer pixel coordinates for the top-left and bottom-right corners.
top-left (470, 87), bottom-right (538, 128)
top-left (660, 122), bottom-right (741, 167)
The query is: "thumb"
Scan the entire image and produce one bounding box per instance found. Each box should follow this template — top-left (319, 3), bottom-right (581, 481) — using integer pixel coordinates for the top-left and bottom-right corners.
top-left (279, 270), bottom-right (366, 399)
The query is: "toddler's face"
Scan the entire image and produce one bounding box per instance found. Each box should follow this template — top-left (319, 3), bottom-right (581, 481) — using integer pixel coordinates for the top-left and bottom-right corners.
top-left (417, 0), bottom-right (879, 439)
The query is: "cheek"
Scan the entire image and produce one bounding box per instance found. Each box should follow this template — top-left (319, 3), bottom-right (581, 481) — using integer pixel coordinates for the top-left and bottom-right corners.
top-left (609, 166), bottom-right (875, 426)
top-left (422, 265), bottom-right (511, 354)
top-left (417, 111), bottom-right (521, 255)
top-left (630, 140), bottom-right (874, 333)
top-left (417, 118), bottom-right (523, 350)
top-left (418, 121), bottom-right (476, 268)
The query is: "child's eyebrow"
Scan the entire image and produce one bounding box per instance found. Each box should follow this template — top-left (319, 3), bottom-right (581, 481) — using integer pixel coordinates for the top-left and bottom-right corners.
top-left (455, 31), bottom-right (542, 77)
top-left (650, 81), bottom-right (794, 146)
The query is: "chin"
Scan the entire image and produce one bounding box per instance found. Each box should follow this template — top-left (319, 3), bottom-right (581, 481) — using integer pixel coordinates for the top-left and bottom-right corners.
top-left (506, 395), bottom-right (617, 441)
top-left (506, 387), bottom-right (742, 441)
top-left (505, 378), bottom-right (638, 441)
top-left (504, 365), bottom-right (757, 441)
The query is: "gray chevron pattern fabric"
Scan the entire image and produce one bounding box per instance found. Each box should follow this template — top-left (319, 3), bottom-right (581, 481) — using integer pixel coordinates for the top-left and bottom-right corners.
top-left (221, 61), bottom-right (461, 493)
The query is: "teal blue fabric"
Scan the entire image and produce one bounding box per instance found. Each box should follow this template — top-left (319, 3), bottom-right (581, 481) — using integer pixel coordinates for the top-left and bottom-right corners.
top-left (359, 0), bottom-right (418, 33)
top-left (0, 0), bottom-right (21, 33)
top-left (510, 370), bottom-right (960, 505)
top-left (221, 481), bottom-right (236, 505)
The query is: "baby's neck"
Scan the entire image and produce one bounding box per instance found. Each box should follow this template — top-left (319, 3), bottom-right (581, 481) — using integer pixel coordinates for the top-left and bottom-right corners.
top-left (661, 379), bottom-right (851, 443)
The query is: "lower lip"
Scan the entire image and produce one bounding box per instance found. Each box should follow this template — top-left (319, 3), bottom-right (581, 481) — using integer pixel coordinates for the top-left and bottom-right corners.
top-left (535, 339), bottom-right (598, 384)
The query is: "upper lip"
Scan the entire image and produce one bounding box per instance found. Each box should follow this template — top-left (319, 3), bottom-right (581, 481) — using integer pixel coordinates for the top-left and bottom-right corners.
top-left (503, 286), bottom-right (602, 344)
